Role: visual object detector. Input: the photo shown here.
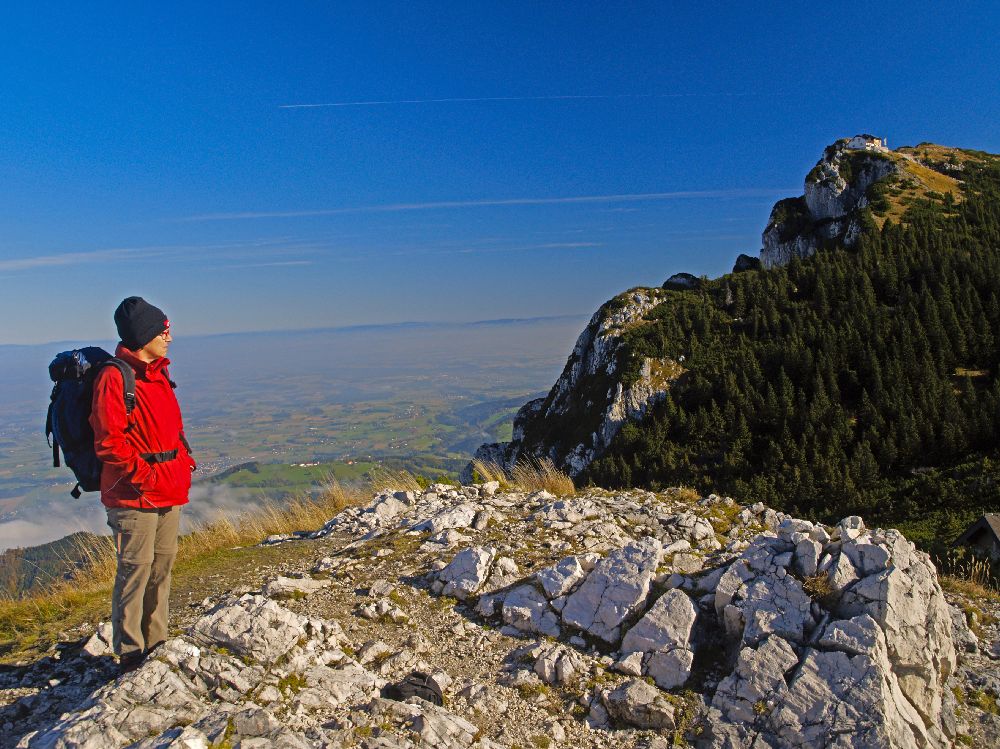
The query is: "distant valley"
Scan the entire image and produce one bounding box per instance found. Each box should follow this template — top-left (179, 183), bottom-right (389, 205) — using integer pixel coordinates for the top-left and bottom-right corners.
top-left (0, 316), bottom-right (585, 554)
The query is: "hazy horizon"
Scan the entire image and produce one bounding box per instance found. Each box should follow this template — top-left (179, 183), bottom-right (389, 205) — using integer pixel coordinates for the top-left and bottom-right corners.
top-left (0, 315), bottom-right (586, 552)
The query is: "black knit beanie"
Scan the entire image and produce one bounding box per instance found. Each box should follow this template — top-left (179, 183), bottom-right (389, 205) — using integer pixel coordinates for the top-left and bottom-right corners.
top-left (114, 296), bottom-right (168, 350)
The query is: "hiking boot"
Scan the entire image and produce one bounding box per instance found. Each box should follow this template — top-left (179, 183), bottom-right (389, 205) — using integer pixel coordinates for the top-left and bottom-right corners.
top-left (118, 651), bottom-right (144, 675)
top-left (145, 640), bottom-right (166, 658)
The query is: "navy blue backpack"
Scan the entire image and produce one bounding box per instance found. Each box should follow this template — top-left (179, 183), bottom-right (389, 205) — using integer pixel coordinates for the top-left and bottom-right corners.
top-left (45, 347), bottom-right (136, 498)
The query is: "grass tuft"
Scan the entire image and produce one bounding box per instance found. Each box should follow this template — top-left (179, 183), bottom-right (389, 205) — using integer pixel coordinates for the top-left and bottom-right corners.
top-left (802, 571), bottom-right (836, 606)
top-left (473, 457), bottom-right (574, 496)
top-left (366, 465), bottom-right (424, 494)
top-left (509, 457), bottom-right (575, 496)
top-left (470, 458), bottom-right (508, 487)
top-left (472, 458), bottom-right (576, 496)
top-left (936, 551), bottom-right (999, 593)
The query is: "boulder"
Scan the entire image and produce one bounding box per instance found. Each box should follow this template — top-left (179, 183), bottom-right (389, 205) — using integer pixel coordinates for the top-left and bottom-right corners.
top-left (500, 585), bottom-right (562, 638)
top-left (534, 553), bottom-right (599, 599)
top-left (191, 594), bottom-right (305, 665)
top-left (838, 529), bottom-right (957, 736)
top-left (603, 679), bottom-right (676, 730)
top-left (411, 503), bottom-right (478, 534)
top-left (436, 546), bottom-right (497, 600)
top-left (263, 576), bottom-right (331, 599)
top-left (533, 643), bottom-right (587, 686)
top-left (621, 589), bottom-right (697, 654)
top-left (621, 588), bottom-right (698, 689)
top-left (561, 538), bottom-right (663, 643)
top-left (296, 663), bottom-right (379, 708)
top-left (704, 520), bottom-right (958, 749)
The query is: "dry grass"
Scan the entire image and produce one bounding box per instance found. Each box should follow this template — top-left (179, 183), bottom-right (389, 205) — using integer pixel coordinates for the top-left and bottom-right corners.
top-left (470, 458), bottom-right (508, 487)
top-left (665, 486), bottom-right (702, 504)
top-left (0, 473), bottom-right (384, 659)
top-left (802, 571), bottom-right (836, 606)
top-left (510, 458), bottom-right (575, 495)
top-left (937, 550), bottom-right (999, 596)
top-left (366, 465), bottom-right (425, 494)
top-left (874, 149), bottom-right (965, 228)
top-left (473, 457), bottom-right (574, 496)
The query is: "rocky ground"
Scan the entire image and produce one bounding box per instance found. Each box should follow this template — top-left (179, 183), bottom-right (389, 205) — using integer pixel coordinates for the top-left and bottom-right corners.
top-left (1, 483), bottom-right (998, 748)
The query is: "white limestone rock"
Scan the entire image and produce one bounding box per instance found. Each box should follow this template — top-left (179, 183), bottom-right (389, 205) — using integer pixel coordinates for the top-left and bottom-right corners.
top-left (621, 589), bottom-right (697, 654)
top-left (533, 643), bottom-right (587, 686)
top-left (602, 679), bottom-right (676, 730)
top-left (645, 649), bottom-right (695, 691)
top-left (500, 585), bottom-right (562, 638)
top-left (411, 503), bottom-right (478, 534)
top-left (81, 621), bottom-right (114, 658)
top-left (533, 553), bottom-right (599, 599)
top-left (295, 663), bottom-right (379, 709)
top-left (620, 588), bottom-right (698, 689)
top-left (827, 550), bottom-right (861, 593)
top-left (437, 546), bottom-right (497, 601)
top-left (191, 594), bottom-right (306, 665)
top-left (263, 575), bottom-right (331, 599)
top-left (720, 561), bottom-right (814, 646)
top-left (710, 634), bottom-right (799, 725)
top-left (705, 518), bottom-right (958, 749)
top-left (838, 528), bottom-right (957, 739)
top-left (364, 493), bottom-right (408, 525)
top-left (561, 538), bottom-right (663, 643)
top-left (613, 650), bottom-right (644, 676)
top-left (793, 538), bottom-right (822, 577)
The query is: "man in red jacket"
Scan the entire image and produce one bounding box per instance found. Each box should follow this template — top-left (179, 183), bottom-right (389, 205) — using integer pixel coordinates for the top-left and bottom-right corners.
top-left (91, 296), bottom-right (195, 673)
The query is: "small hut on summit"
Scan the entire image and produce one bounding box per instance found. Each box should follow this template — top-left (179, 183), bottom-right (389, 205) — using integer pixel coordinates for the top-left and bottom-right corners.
top-left (955, 514), bottom-right (1000, 561)
top-left (846, 134), bottom-right (889, 151)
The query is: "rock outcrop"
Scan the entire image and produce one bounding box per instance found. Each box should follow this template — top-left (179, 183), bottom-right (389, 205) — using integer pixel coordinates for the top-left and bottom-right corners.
top-left (463, 289), bottom-right (683, 480)
top-left (731, 253), bottom-right (761, 273)
top-left (5, 483), bottom-right (992, 749)
top-left (760, 136), bottom-right (900, 268)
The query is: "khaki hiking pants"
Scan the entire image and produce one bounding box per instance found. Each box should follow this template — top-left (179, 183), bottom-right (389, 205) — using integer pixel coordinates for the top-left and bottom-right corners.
top-left (106, 505), bottom-right (181, 659)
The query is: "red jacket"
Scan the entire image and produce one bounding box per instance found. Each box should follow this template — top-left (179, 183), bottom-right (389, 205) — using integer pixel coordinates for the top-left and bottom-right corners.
top-left (90, 344), bottom-right (195, 509)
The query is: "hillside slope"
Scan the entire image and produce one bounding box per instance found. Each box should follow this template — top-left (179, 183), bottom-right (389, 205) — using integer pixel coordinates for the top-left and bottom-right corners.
top-left (469, 137), bottom-right (1000, 548)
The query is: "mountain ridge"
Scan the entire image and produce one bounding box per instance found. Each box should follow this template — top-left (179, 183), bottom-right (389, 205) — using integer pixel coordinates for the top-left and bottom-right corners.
top-left (466, 136), bottom-right (1000, 551)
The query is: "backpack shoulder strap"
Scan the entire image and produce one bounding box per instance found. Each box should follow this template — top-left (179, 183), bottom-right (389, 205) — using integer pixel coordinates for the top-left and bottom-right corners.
top-left (101, 359), bottom-right (137, 415)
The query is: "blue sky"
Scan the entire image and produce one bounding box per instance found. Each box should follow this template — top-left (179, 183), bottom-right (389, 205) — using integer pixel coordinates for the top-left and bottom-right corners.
top-left (2, 2), bottom-right (999, 344)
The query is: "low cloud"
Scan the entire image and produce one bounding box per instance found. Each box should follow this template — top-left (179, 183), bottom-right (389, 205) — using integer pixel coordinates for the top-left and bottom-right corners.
top-left (0, 510), bottom-right (110, 553)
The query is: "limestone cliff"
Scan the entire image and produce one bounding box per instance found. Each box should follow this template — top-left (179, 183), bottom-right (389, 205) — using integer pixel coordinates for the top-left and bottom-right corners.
top-left (760, 137), bottom-right (900, 268)
top-left (760, 135), bottom-right (969, 268)
top-left (463, 288), bottom-right (684, 480)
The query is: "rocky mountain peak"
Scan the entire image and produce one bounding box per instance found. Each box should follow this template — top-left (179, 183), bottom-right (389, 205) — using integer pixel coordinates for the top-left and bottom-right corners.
top-left (760, 135), bottom-right (901, 268)
top-left (759, 135), bottom-right (975, 269)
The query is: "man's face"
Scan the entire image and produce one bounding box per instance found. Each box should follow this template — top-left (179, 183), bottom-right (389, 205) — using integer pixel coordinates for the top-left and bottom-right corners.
top-left (139, 327), bottom-right (172, 361)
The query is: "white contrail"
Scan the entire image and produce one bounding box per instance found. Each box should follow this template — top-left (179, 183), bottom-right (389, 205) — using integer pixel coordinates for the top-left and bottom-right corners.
top-left (0, 240), bottom-right (320, 272)
top-left (182, 188), bottom-right (793, 222)
top-left (0, 248), bottom-right (148, 272)
top-left (279, 92), bottom-right (754, 109)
